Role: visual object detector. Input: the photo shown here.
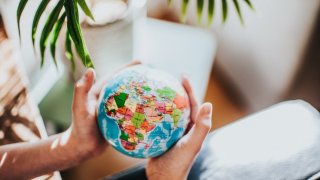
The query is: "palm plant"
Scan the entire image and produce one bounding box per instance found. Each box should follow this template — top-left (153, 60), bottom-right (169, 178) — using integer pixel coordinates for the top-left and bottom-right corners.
top-left (17, 0), bottom-right (253, 70)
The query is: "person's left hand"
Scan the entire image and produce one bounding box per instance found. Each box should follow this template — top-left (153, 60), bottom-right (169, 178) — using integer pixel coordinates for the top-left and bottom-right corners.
top-left (146, 77), bottom-right (213, 180)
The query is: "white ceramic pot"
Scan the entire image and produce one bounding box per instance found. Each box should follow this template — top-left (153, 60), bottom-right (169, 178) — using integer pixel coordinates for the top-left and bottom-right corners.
top-left (0, 0), bottom-right (147, 83)
top-left (62, 0), bottom-right (147, 80)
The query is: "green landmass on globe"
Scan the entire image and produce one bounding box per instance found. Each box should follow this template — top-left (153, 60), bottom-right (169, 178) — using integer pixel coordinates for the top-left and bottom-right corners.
top-left (105, 79), bottom-right (188, 151)
top-left (98, 65), bottom-right (190, 158)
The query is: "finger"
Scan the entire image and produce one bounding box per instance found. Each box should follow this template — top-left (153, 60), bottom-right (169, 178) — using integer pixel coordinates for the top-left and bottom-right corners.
top-left (72, 68), bottom-right (96, 116)
top-left (179, 103), bottom-right (212, 155)
top-left (182, 76), bottom-right (198, 122)
top-left (91, 60), bottom-right (142, 97)
top-left (181, 76), bottom-right (199, 133)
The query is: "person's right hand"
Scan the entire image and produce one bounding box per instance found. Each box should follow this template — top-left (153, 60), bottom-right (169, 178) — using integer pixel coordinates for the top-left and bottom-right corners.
top-left (146, 77), bottom-right (213, 180)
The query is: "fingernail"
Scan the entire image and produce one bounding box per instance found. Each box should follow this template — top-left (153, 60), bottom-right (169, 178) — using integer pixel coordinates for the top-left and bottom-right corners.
top-left (181, 73), bottom-right (188, 81)
top-left (203, 102), bottom-right (213, 114)
top-left (182, 73), bottom-right (188, 78)
top-left (132, 60), bottom-right (142, 64)
top-left (85, 68), bottom-right (95, 79)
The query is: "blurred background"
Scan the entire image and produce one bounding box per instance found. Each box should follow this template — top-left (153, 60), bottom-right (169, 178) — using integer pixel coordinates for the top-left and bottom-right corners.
top-left (0, 0), bottom-right (320, 179)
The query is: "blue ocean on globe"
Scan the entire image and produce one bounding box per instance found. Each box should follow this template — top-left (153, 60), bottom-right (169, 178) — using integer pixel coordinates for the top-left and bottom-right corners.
top-left (97, 65), bottom-right (190, 158)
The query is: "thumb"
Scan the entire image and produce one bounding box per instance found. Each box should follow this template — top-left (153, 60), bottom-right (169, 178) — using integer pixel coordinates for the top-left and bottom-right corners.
top-left (178, 103), bottom-right (212, 156)
top-left (72, 68), bottom-right (96, 116)
top-left (146, 103), bottom-right (212, 180)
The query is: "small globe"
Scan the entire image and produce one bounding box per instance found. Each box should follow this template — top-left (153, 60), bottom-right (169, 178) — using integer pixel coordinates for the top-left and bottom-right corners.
top-left (97, 65), bottom-right (190, 158)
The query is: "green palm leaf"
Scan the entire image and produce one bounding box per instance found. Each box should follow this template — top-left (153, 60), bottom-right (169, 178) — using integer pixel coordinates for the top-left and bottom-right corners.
top-left (50, 12), bottom-right (66, 66)
top-left (208, 0), bottom-right (215, 26)
top-left (233, 0), bottom-right (244, 25)
top-left (243, 0), bottom-right (254, 10)
top-left (180, 0), bottom-right (189, 22)
top-left (222, 0), bottom-right (228, 23)
top-left (32, 0), bottom-right (51, 46)
top-left (17, 0), bottom-right (28, 40)
top-left (65, 30), bottom-right (75, 71)
top-left (77, 0), bottom-right (95, 21)
top-left (65, 0), bottom-right (94, 68)
top-left (196, 0), bottom-right (204, 24)
top-left (39, 0), bottom-right (64, 67)
top-left (17, 0), bottom-right (255, 72)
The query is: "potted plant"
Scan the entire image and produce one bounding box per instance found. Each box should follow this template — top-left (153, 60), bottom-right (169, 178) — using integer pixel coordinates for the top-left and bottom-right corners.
top-left (16, 0), bottom-right (253, 73)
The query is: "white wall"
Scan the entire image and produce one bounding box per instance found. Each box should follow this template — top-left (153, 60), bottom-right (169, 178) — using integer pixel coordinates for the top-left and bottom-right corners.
top-left (168, 0), bottom-right (320, 111)
top-left (0, 0), bottom-right (60, 89)
top-left (3, 0), bottom-right (320, 110)
top-left (0, 0), bottom-right (65, 104)
top-left (1, 0), bottom-right (40, 81)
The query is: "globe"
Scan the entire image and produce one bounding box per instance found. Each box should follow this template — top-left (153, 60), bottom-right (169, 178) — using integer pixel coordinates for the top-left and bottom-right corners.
top-left (97, 65), bottom-right (190, 158)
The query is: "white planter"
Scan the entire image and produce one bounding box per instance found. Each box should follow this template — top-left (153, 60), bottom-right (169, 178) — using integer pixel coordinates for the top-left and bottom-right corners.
top-left (62, 0), bottom-right (147, 80)
top-left (0, 0), bottom-right (147, 78)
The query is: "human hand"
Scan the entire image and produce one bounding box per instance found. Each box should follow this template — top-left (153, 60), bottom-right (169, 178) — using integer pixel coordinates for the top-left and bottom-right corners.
top-left (64, 61), bottom-right (141, 161)
top-left (146, 77), bottom-right (213, 180)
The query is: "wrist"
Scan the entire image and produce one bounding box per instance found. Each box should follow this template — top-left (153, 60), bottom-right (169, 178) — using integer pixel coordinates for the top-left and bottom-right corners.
top-left (146, 167), bottom-right (185, 180)
top-left (62, 129), bottom-right (92, 164)
top-left (146, 160), bottom-right (188, 180)
top-left (66, 127), bottom-right (106, 162)
top-left (147, 172), bottom-right (184, 180)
